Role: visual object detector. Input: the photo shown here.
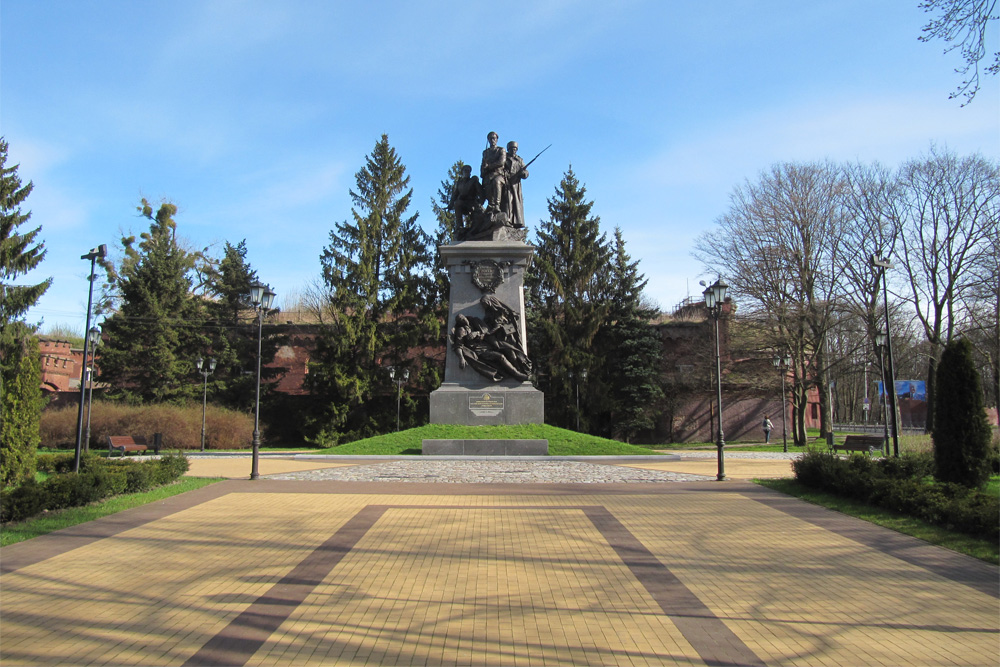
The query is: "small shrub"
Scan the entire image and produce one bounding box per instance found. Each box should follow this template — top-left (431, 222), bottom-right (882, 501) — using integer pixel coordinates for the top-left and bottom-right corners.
top-left (35, 453), bottom-right (59, 473)
top-left (155, 453), bottom-right (190, 482)
top-left (124, 465), bottom-right (154, 493)
top-left (0, 479), bottom-right (46, 523)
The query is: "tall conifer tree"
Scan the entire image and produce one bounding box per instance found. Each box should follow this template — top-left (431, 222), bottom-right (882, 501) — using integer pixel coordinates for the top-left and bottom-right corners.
top-left (592, 228), bottom-right (663, 440)
top-left (0, 138), bottom-right (50, 329)
top-left (99, 199), bottom-right (207, 403)
top-left (308, 135), bottom-right (435, 442)
top-left (0, 138), bottom-right (48, 485)
top-left (527, 167), bottom-right (611, 430)
top-left (203, 240), bottom-right (282, 411)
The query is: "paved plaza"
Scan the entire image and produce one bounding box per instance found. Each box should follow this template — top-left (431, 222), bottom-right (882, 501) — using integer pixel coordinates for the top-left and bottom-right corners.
top-left (1, 454), bottom-right (997, 666)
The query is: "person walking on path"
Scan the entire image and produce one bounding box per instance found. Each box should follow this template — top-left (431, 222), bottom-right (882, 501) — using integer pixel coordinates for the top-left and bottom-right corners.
top-left (762, 415), bottom-right (773, 444)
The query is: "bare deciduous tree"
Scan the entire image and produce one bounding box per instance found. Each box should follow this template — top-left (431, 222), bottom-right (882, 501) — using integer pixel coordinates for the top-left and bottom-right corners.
top-left (919, 0), bottom-right (999, 105)
top-left (695, 162), bottom-right (847, 444)
top-left (894, 148), bottom-right (999, 431)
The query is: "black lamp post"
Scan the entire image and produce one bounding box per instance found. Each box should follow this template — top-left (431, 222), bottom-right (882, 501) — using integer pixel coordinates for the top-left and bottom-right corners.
top-left (871, 254), bottom-right (900, 457)
top-left (771, 354), bottom-right (791, 453)
top-left (875, 331), bottom-right (893, 457)
top-left (568, 368), bottom-right (588, 431)
top-left (249, 281), bottom-right (276, 480)
top-left (196, 356), bottom-right (217, 452)
top-left (389, 366), bottom-right (410, 432)
top-left (74, 244), bottom-right (107, 473)
top-left (704, 278), bottom-right (729, 481)
top-left (83, 327), bottom-right (101, 452)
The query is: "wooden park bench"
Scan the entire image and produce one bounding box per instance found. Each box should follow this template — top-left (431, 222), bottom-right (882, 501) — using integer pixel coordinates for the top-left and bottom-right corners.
top-left (107, 433), bottom-right (162, 458)
top-left (831, 434), bottom-right (884, 456)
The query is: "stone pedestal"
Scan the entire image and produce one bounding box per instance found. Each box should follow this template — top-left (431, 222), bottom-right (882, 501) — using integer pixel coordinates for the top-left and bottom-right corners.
top-left (426, 240), bottom-right (546, 454)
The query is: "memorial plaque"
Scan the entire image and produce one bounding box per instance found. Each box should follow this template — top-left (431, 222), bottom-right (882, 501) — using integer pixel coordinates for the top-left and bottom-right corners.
top-left (470, 259), bottom-right (504, 293)
top-left (469, 392), bottom-right (505, 417)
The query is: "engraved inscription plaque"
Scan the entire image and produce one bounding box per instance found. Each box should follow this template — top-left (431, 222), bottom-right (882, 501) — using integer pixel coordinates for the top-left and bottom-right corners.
top-left (469, 393), bottom-right (505, 417)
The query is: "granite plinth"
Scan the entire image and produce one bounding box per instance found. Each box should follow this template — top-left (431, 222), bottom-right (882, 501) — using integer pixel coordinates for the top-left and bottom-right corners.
top-left (421, 439), bottom-right (549, 456)
top-left (429, 384), bottom-right (544, 425)
top-left (439, 242), bottom-right (534, 386)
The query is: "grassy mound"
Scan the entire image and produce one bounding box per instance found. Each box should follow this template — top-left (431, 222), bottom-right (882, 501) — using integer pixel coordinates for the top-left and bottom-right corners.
top-left (316, 424), bottom-right (668, 456)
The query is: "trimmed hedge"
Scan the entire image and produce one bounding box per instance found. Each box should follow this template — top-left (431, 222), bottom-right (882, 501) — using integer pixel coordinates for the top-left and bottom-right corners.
top-left (793, 451), bottom-right (998, 542)
top-left (0, 453), bottom-right (190, 524)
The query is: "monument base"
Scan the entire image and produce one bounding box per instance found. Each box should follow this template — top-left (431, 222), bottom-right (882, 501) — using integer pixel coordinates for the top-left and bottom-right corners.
top-left (429, 383), bottom-right (544, 426)
top-left (422, 439), bottom-right (549, 456)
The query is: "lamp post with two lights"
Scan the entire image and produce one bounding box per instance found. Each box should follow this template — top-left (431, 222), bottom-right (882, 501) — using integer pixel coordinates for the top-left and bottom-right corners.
top-left (249, 282), bottom-right (276, 480)
top-left (74, 245), bottom-right (107, 473)
top-left (703, 278), bottom-right (729, 481)
top-left (195, 356), bottom-right (217, 452)
top-left (389, 366), bottom-right (410, 432)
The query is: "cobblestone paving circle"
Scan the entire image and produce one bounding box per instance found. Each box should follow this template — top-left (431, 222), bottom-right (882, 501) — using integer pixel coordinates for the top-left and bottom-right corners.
top-left (268, 460), bottom-right (714, 483)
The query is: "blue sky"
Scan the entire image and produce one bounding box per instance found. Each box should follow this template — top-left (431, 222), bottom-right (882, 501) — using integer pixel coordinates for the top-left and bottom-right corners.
top-left (3, 0), bottom-right (998, 332)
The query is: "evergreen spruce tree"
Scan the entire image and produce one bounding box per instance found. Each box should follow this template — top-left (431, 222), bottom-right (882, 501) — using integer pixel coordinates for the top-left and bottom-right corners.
top-left (203, 240), bottom-right (281, 411)
top-left (0, 138), bottom-right (48, 485)
top-left (932, 338), bottom-right (993, 487)
top-left (0, 325), bottom-right (42, 486)
top-left (308, 135), bottom-right (436, 443)
top-left (0, 138), bottom-right (51, 329)
top-left (526, 167), bottom-right (611, 430)
top-left (592, 228), bottom-right (663, 440)
top-left (430, 161), bottom-right (466, 304)
top-left (99, 199), bottom-right (207, 403)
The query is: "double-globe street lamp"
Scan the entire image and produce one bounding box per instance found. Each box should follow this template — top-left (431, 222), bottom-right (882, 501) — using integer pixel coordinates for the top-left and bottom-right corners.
top-left (74, 244), bottom-right (107, 473)
top-left (249, 282), bottom-right (276, 481)
top-left (771, 354), bottom-right (791, 453)
top-left (388, 366), bottom-right (410, 432)
top-left (195, 356), bottom-right (217, 452)
top-left (703, 278), bottom-right (729, 481)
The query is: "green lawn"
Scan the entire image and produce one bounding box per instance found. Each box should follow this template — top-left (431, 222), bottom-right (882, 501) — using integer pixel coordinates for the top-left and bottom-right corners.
top-left (316, 423), bottom-right (670, 456)
top-left (0, 477), bottom-right (223, 548)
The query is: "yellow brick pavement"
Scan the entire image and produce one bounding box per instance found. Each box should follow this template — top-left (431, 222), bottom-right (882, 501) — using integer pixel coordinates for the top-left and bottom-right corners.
top-left (1, 486), bottom-right (996, 666)
top-left (184, 458), bottom-right (357, 479)
top-left (622, 457), bottom-right (795, 480)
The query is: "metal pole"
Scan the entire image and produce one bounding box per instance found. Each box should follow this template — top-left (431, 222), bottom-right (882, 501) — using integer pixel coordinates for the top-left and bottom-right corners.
top-left (73, 256), bottom-right (97, 473)
top-left (781, 369), bottom-right (788, 453)
top-left (250, 309), bottom-right (263, 480)
top-left (84, 363), bottom-right (95, 452)
top-left (714, 313), bottom-right (726, 481)
top-left (200, 369), bottom-right (208, 452)
top-left (879, 346), bottom-right (890, 456)
top-left (881, 270), bottom-right (900, 457)
top-left (576, 379), bottom-right (580, 431)
top-left (396, 378), bottom-right (402, 432)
